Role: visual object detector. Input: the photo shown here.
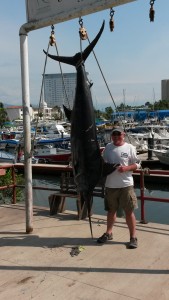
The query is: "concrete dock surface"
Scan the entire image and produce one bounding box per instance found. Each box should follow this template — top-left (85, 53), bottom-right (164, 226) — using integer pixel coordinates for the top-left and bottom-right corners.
top-left (0, 204), bottom-right (169, 300)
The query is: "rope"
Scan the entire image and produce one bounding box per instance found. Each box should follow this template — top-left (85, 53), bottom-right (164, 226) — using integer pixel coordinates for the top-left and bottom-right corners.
top-left (86, 36), bottom-right (131, 142)
top-left (31, 42), bottom-right (50, 157)
top-left (54, 42), bottom-right (71, 109)
top-left (31, 25), bottom-right (72, 157)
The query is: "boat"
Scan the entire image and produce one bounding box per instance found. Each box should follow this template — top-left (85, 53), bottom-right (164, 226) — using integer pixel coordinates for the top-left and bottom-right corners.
top-left (125, 125), bottom-right (169, 153)
top-left (33, 137), bottom-right (105, 164)
top-left (153, 148), bottom-right (169, 166)
top-left (34, 147), bottom-right (71, 164)
top-left (34, 137), bottom-right (71, 164)
top-left (0, 140), bottom-right (19, 163)
top-left (31, 122), bottom-right (70, 139)
top-left (0, 150), bottom-right (16, 163)
top-left (0, 139), bottom-right (39, 164)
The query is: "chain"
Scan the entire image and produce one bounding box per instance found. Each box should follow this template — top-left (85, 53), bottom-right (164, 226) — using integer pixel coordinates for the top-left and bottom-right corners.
top-left (49, 24), bottom-right (56, 46)
top-left (79, 17), bottom-right (83, 28)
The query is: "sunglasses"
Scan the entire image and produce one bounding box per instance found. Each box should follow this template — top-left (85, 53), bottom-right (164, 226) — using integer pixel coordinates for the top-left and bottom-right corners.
top-left (112, 132), bottom-right (122, 136)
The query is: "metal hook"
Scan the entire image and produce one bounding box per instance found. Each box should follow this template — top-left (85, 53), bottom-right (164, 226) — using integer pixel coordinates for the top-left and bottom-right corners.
top-left (110, 7), bottom-right (115, 18)
top-left (79, 17), bottom-right (83, 28)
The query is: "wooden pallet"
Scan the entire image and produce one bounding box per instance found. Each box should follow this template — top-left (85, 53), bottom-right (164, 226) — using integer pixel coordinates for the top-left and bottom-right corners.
top-left (48, 172), bottom-right (105, 219)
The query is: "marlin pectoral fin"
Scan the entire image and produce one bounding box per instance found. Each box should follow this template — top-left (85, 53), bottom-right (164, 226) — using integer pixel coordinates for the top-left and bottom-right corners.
top-left (63, 105), bottom-right (72, 121)
top-left (102, 162), bottom-right (120, 177)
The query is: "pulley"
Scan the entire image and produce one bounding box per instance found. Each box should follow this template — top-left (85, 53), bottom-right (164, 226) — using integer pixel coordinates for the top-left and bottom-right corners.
top-left (79, 17), bottom-right (88, 40)
top-left (149, 0), bottom-right (155, 22)
top-left (109, 8), bottom-right (115, 32)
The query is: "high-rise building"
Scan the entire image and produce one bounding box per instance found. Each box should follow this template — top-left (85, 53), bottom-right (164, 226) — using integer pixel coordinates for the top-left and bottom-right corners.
top-left (44, 73), bottom-right (76, 108)
top-left (161, 80), bottom-right (169, 100)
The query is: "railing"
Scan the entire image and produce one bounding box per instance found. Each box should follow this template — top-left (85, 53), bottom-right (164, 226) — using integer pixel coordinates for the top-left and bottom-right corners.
top-left (134, 168), bottom-right (169, 223)
top-left (0, 164), bottom-right (17, 204)
top-left (1, 164), bottom-right (169, 223)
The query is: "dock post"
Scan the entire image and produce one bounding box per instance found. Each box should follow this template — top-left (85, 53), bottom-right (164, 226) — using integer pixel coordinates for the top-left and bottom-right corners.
top-left (147, 132), bottom-right (154, 160)
top-left (19, 27), bottom-right (33, 234)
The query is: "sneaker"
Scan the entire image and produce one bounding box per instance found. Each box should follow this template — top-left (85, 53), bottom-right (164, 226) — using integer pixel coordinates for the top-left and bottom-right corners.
top-left (97, 232), bottom-right (113, 244)
top-left (128, 237), bottom-right (138, 249)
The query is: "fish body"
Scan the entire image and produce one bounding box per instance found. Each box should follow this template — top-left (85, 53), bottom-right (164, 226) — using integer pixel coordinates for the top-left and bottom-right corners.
top-left (44, 21), bottom-right (118, 236)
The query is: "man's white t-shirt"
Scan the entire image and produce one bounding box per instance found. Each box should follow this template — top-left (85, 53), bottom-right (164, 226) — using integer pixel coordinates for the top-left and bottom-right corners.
top-left (103, 142), bottom-right (141, 188)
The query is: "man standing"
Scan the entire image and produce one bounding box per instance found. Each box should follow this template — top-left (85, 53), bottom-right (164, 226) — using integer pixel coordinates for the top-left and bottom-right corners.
top-left (97, 127), bottom-right (141, 248)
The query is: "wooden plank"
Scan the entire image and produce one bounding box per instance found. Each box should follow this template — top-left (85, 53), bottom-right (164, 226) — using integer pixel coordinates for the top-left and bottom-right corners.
top-left (48, 194), bottom-right (66, 215)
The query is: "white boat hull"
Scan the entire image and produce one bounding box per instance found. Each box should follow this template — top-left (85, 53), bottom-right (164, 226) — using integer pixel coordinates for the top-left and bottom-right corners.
top-left (153, 149), bottom-right (169, 166)
top-left (0, 151), bottom-right (16, 163)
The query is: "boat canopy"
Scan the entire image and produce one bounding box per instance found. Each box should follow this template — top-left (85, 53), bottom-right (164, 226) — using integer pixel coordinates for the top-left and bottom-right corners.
top-left (36, 137), bottom-right (70, 144)
top-left (111, 110), bottom-right (169, 122)
top-left (0, 139), bottom-right (20, 145)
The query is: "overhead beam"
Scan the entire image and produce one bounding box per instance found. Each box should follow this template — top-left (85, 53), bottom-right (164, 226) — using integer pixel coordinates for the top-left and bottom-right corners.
top-left (23, 0), bottom-right (136, 33)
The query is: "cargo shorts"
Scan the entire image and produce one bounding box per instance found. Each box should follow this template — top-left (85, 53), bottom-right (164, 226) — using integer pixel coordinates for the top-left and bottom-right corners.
top-left (104, 186), bottom-right (138, 212)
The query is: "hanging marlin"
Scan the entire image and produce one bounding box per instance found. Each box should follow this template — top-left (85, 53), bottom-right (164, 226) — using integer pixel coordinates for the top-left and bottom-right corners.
top-left (44, 21), bottom-right (118, 238)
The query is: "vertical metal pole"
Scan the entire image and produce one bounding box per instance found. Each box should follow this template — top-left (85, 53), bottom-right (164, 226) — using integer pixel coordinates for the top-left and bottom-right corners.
top-left (12, 166), bottom-right (16, 204)
top-left (140, 170), bottom-right (147, 224)
top-left (19, 29), bottom-right (33, 233)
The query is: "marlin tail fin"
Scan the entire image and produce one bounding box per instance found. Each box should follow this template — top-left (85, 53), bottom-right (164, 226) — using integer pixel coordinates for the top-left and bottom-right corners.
top-left (43, 21), bottom-right (105, 67)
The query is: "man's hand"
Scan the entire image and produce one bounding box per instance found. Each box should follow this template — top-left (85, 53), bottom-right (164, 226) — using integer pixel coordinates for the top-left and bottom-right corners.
top-left (117, 163), bottom-right (137, 173)
top-left (117, 165), bottom-right (128, 173)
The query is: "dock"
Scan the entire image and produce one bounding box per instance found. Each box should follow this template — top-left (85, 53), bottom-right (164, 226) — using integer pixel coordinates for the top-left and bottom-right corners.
top-left (13, 152), bottom-right (164, 175)
top-left (0, 204), bottom-right (169, 299)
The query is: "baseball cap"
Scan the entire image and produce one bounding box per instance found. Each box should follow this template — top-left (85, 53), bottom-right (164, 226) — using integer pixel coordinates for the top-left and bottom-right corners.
top-left (111, 127), bottom-right (124, 134)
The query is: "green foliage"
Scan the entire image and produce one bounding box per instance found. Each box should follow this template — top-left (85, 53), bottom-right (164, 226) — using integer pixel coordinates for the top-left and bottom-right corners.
top-left (94, 106), bottom-right (114, 120)
top-left (0, 170), bottom-right (24, 204)
top-left (104, 106), bottom-right (114, 119)
top-left (38, 112), bottom-right (43, 118)
top-left (0, 102), bottom-right (8, 128)
top-left (153, 99), bottom-right (169, 110)
top-left (116, 103), bottom-right (133, 111)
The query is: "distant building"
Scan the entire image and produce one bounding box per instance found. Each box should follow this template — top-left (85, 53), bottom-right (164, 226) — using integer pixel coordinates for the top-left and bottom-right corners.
top-left (33, 101), bottom-right (52, 120)
top-left (44, 72), bottom-right (90, 108)
top-left (161, 80), bottom-right (169, 100)
top-left (6, 106), bottom-right (33, 122)
top-left (44, 73), bottom-right (76, 108)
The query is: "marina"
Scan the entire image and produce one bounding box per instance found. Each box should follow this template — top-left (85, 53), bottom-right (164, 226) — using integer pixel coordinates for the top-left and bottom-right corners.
top-left (1, 1), bottom-right (169, 299)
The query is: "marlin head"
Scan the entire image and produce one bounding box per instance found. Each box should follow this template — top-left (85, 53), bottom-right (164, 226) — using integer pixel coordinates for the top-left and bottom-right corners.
top-left (43, 21), bottom-right (105, 67)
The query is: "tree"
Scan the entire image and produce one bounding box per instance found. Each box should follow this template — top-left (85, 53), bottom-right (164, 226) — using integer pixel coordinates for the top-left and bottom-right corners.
top-left (104, 106), bottom-right (114, 119)
top-left (0, 102), bottom-right (8, 128)
top-left (117, 102), bottom-right (125, 111)
top-left (145, 102), bottom-right (150, 107)
top-left (38, 112), bottom-right (43, 119)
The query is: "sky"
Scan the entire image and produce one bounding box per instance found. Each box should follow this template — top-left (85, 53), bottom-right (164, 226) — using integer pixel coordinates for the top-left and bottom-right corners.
top-left (0, 0), bottom-right (169, 110)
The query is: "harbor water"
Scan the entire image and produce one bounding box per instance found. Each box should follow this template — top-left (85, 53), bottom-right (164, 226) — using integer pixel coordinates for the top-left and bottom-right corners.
top-left (32, 174), bottom-right (169, 226)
